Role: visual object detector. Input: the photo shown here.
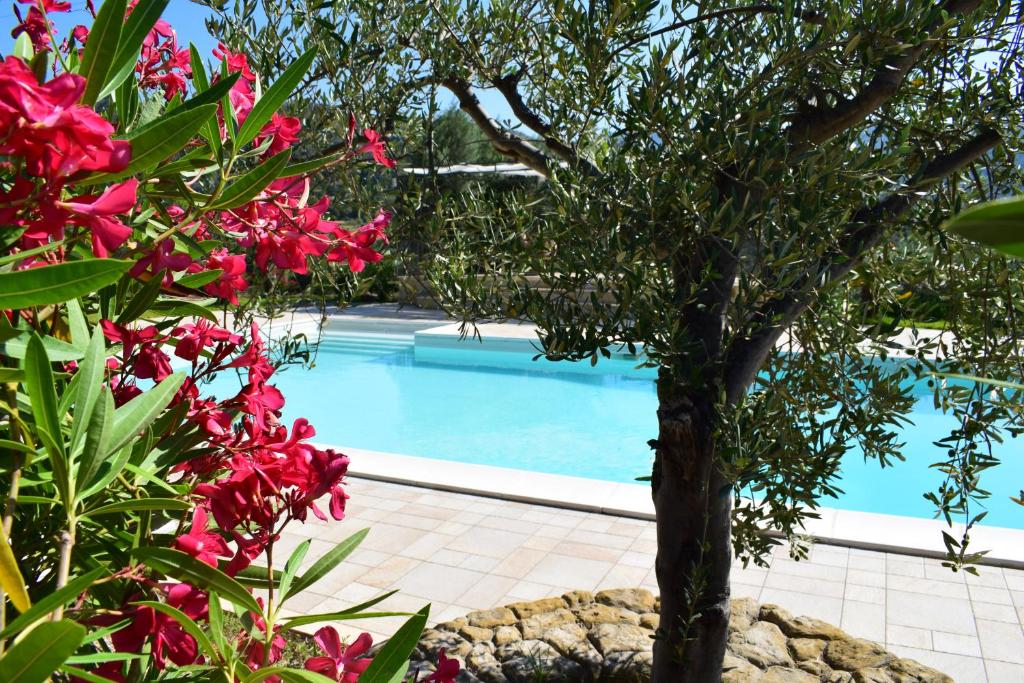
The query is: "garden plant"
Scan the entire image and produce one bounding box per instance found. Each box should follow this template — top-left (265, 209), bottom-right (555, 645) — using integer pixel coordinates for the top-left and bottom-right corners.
top-left (0, 1), bottom-right (457, 681)
top-left (209, 1), bottom-right (1024, 681)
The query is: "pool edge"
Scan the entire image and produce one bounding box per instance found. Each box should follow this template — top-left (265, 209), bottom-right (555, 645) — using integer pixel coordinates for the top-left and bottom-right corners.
top-left (328, 445), bottom-right (1024, 569)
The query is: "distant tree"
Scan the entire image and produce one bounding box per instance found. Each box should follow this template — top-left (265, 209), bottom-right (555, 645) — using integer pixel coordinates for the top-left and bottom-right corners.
top-left (409, 106), bottom-right (507, 166)
top-left (211, 2), bottom-right (1024, 681)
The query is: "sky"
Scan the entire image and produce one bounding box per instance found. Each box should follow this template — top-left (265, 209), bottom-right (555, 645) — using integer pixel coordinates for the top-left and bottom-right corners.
top-left (1, 1), bottom-right (219, 68)
top-left (0, 0), bottom-right (518, 121)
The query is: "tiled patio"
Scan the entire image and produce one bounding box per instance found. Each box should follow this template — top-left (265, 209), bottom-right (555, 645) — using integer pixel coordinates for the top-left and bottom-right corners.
top-left (278, 477), bottom-right (1024, 683)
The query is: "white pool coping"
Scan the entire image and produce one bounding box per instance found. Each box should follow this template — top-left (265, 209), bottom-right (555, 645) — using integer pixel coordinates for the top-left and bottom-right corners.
top-left (331, 446), bottom-right (1024, 569)
top-left (279, 305), bottom-right (1024, 568)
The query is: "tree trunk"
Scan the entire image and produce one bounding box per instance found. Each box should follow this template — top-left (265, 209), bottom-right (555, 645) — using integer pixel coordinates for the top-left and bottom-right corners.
top-left (650, 372), bottom-right (733, 683)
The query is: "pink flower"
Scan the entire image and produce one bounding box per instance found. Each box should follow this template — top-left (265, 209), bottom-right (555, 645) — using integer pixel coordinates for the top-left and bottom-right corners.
top-left (0, 58), bottom-right (132, 181)
top-left (11, 6), bottom-right (52, 52)
top-left (129, 239), bottom-right (193, 285)
top-left (101, 319), bottom-right (173, 380)
top-left (257, 113), bottom-right (302, 155)
top-left (214, 42), bottom-right (256, 82)
top-left (133, 10), bottom-right (191, 100)
top-left (95, 584), bottom-right (207, 670)
top-left (54, 180), bottom-right (138, 257)
top-left (192, 248), bottom-right (248, 303)
top-left (424, 649), bottom-right (461, 683)
top-left (173, 507), bottom-right (232, 567)
top-left (327, 210), bottom-right (391, 273)
top-left (359, 128), bottom-right (395, 168)
top-left (17, 0), bottom-right (71, 11)
top-left (305, 628), bottom-right (374, 683)
top-left (171, 320), bottom-right (242, 362)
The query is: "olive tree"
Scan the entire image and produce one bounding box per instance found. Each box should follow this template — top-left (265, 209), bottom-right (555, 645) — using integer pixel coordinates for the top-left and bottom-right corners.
top-left (209, 2), bottom-right (1024, 681)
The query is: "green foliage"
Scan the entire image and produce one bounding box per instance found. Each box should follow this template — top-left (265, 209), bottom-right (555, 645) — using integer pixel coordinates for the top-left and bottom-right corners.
top-left (945, 196), bottom-right (1024, 258)
top-left (217, 0), bottom-right (1024, 608)
top-left (0, 619), bottom-right (85, 683)
top-left (0, 1), bottom-right (425, 681)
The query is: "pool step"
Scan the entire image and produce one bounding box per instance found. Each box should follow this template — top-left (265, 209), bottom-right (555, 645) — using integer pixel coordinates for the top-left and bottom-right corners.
top-left (317, 333), bottom-right (413, 357)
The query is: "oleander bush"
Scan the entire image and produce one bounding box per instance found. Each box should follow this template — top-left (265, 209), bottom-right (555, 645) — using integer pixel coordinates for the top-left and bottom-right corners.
top-left (0, 1), bottom-right (452, 681)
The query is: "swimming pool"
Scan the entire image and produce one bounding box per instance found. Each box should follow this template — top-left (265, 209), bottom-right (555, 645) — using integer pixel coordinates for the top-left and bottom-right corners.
top-left (206, 329), bottom-right (1024, 529)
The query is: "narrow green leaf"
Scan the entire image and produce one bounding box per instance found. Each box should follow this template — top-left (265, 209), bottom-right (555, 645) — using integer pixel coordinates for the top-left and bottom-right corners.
top-left (0, 524), bottom-right (30, 613)
top-left (288, 528), bottom-right (368, 597)
top-left (219, 60), bottom-right (237, 144)
top-left (207, 589), bottom-right (227, 654)
top-left (355, 607), bottom-right (429, 683)
top-left (23, 335), bottom-right (68, 500)
top-left (77, 443), bottom-right (132, 501)
top-left (209, 149), bottom-right (292, 210)
top-left (0, 568), bottom-right (106, 640)
top-left (108, 372), bottom-right (185, 454)
top-left (175, 269), bottom-right (223, 289)
top-left (61, 665), bottom-right (120, 683)
top-left (945, 196), bottom-right (1024, 259)
top-left (0, 260), bottom-right (131, 310)
top-left (12, 33), bottom-right (32, 61)
top-left (0, 439), bottom-right (35, 456)
top-left (179, 71), bottom-right (240, 114)
top-left (69, 326), bottom-right (108, 456)
top-left (0, 240), bottom-right (66, 268)
top-left (280, 611), bottom-right (410, 630)
top-left (65, 299), bottom-right (90, 351)
top-left (96, 0), bottom-right (171, 100)
top-left (79, 0), bottom-right (127, 105)
top-left (80, 105), bottom-right (218, 185)
top-left (235, 48), bottom-right (317, 148)
top-left (0, 369), bottom-right (23, 383)
top-left (83, 497), bottom-right (190, 517)
top-left (0, 619), bottom-right (85, 683)
top-left (276, 539), bottom-right (309, 606)
top-left (145, 300), bottom-right (219, 322)
top-left (247, 668), bottom-right (336, 683)
top-left (115, 272), bottom-right (164, 324)
top-left (77, 387), bottom-right (113, 491)
top-left (231, 563), bottom-right (284, 589)
top-left (134, 600), bottom-right (218, 660)
top-left (280, 152), bottom-right (344, 178)
top-left (135, 548), bottom-right (262, 615)
top-left (1, 333), bottom-right (85, 363)
top-left (190, 43), bottom-right (210, 92)
top-left (64, 653), bottom-right (142, 664)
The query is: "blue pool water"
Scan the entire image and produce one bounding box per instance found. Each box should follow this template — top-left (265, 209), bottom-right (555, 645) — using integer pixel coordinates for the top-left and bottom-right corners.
top-left (206, 332), bottom-right (1024, 529)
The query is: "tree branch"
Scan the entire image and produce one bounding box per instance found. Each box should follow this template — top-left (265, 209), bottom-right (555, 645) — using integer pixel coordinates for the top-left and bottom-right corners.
top-left (788, 0), bottom-right (982, 149)
top-left (491, 72), bottom-right (601, 176)
top-left (612, 4), bottom-right (826, 59)
top-left (441, 75), bottom-right (560, 176)
top-left (723, 127), bottom-right (1002, 403)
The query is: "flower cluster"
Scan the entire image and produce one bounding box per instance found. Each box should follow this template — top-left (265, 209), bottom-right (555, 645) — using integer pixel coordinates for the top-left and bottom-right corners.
top-left (0, 3), bottom-right (452, 683)
top-left (0, 56), bottom-right (135, 259)
top-left (133, 4), bottom-right (192, 100)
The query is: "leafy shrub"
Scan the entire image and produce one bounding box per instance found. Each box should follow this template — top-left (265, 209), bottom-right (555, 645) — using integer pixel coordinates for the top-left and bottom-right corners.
top-left (0, 2), bottom-right (452, 681)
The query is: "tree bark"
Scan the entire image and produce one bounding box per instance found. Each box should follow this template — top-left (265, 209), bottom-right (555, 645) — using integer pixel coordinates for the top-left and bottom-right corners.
top-left (651, 372), bottom-right (732, 683)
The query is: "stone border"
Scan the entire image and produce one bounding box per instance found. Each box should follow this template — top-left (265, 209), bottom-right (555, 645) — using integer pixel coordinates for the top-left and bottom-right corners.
top-left (408, 589), bottom-right (952, 683)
